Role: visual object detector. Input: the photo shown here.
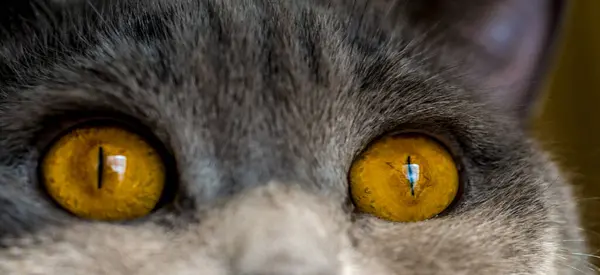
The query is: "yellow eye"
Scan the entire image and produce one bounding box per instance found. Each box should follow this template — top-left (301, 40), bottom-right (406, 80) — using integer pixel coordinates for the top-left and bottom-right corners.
top-left (349, 134), bottom-right (459, 222)
top-left (41, 125), bottom-right (167, 221)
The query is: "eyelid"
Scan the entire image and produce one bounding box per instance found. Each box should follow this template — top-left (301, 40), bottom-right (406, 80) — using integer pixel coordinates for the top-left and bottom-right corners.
top-left (373, 127), bottom-right (465, 166)
top-left (33, 112), bottom-right (137, 151)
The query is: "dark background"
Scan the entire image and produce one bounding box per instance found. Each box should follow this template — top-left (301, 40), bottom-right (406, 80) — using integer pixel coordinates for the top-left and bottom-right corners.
top-left (535, 1), bottom-right (600, 271)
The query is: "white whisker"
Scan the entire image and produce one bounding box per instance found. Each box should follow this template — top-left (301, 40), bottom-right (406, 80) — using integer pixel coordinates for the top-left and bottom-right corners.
top-left (571, 252), bottom-right (600, 260)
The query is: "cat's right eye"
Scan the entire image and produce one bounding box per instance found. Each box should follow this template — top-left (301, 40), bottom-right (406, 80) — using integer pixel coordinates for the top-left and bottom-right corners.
top-left (349, 133), bottom-right (460, 222)
top-left (40, 124), bottom-right (168, 221)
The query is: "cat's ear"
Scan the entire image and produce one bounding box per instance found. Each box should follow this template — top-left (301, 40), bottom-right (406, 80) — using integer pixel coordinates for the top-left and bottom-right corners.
top-left (400, 0), bottom-right (566, 122)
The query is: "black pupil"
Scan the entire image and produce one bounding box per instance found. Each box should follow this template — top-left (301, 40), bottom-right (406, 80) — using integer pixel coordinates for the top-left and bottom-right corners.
top-left (97, 146), bottom-right (104, 189)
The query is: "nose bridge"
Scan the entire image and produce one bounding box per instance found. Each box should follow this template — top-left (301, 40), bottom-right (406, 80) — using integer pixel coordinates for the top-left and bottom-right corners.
top-left (215, 182), bottom-right (347, 275)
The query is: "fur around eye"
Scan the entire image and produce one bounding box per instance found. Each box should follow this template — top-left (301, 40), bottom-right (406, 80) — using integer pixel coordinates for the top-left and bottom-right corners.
top-left (349, 133), bottom-right (460, 222)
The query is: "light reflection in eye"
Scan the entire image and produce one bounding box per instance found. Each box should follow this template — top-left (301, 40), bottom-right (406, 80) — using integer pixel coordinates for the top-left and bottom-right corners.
top-left (107, 155), bottom-right (127, 181)
top-left (402, 156), bottom-right (420, 196)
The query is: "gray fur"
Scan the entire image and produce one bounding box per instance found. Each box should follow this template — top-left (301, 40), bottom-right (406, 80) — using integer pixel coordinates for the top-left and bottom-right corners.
top-left (0, 0), bottom-right (589, 274)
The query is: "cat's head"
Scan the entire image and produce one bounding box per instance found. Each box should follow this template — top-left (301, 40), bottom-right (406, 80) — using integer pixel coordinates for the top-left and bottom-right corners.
top-left (0, 0), bottom-right (589, 274)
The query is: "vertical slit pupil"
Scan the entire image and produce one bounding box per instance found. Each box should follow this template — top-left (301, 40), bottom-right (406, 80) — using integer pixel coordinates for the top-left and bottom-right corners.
top-left (98, 146), bottom-right (104, 189)
top-left (407, 156), bottom-right (415, 196)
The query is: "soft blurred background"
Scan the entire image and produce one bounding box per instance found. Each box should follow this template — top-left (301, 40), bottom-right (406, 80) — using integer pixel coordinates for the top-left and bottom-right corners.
top-left (534, 0), bottom-right (600, 272)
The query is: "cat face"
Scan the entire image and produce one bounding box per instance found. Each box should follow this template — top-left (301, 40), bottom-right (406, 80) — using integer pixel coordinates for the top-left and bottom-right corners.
top-left (0, 0), bottom-right (589, 274)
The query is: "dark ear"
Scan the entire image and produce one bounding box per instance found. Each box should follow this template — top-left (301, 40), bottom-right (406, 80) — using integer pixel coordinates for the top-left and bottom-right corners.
top-left (402, 0), bottom-right (566, 123)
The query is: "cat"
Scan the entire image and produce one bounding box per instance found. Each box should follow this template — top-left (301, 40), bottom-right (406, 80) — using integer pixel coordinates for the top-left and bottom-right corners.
top-left (0, 0), bottom-right (591, 274)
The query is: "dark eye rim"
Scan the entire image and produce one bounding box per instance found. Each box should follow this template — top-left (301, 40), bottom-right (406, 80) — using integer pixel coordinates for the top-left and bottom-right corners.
top-left (36, 117), bottom-right (179, 221)
top-left (347, 130), bottom-right (467, 222)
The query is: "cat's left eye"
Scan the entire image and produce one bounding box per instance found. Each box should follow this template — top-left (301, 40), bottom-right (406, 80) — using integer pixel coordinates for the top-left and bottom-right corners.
top-left (41, 124), bottom-right (168, 221)
top-left (349, 133), bottom-right (460, 222)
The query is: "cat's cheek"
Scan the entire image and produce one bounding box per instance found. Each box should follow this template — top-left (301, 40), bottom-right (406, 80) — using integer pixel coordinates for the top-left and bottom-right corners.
top-left (347, 211), bottom-right (555, 274)
top-left (337, 248), bottom-right (393, 275)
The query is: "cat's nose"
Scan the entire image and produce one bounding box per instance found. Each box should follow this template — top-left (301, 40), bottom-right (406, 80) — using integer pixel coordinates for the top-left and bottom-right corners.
top-left (215, 182), bottom-right (346, 275)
